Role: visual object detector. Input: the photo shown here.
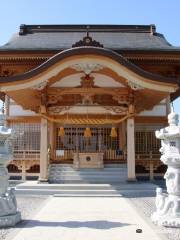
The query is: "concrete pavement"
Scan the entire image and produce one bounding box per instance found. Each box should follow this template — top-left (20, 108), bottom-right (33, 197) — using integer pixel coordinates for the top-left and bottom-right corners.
top-left (11, 196), bottom-right (165, 240)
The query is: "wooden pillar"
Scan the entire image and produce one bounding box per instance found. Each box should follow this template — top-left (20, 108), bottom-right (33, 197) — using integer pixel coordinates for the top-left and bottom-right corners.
top-left (127, 111), bottom-right (136, 181)
top-left (119, 123), bottom-right (126, 160)
top-left (39, 118), bottom-right (48, 182)
top-left (150, 162), bottom-right (154, 181)
top-left (49, 122), bottom-right (55, 160)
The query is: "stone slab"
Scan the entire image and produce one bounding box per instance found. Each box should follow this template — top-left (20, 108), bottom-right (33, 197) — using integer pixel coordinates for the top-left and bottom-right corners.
top-left (0, 212), bottom-right (21, 228)
top-left (11, 197), bottom-right (164, 240)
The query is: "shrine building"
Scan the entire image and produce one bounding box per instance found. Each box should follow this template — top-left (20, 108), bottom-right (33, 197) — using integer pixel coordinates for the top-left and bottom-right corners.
top-left (0, 24), bottom-right (179, 182)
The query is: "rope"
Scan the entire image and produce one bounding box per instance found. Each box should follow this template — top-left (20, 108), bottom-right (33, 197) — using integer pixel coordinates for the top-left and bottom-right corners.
top-left (39, 113), bottom-right (135, 125)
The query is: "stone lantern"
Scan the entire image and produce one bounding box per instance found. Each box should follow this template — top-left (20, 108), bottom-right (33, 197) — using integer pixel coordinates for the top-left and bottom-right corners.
top-left (151, 109), bottom-right (180, 227)
top-left (0, 112), bottom-right (21, 227)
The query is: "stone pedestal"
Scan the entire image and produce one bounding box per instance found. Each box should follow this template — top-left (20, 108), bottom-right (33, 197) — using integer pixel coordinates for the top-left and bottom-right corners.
top-left (151, 109), bottom-right (180, 227)
top-left (0, 166), bottom-right (21, 227)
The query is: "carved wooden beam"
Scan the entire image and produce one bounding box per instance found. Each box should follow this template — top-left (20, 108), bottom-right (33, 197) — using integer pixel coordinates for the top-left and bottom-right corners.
top-left (47, 87), bottom-right (128, 97)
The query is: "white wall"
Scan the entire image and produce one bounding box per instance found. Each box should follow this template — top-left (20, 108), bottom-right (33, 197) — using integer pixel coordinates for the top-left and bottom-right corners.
top-left (139, 105), bottom-right (167, 116)
top-left (9, 104), bottom-right (36, 116)
top-left (8, 98), bottom-right (169, 117)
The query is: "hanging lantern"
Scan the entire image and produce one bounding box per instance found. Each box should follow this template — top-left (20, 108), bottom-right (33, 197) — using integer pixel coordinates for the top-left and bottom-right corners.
top-left (110, 127), bottom-right (117, 138)
top-left (84, 127), bottom-right (92, 138)
top-left (58, 127), bottom-right (65, 137)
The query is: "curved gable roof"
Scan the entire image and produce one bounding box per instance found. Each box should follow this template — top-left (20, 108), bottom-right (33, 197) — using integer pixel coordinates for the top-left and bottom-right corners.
top-left (0, 47), bottom-right (179, 86)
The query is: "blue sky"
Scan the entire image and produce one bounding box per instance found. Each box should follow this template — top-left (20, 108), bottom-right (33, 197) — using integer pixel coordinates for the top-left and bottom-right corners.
top-left (0, 0), bottom-right (179, 113)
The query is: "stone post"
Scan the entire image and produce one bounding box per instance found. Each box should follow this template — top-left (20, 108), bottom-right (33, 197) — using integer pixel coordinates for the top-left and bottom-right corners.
top-left (4, 95), bottom-right (9, 128)
top-left (151, 109), bottom-right (180, 227)
top-left (127, 117), bottom-right (136, 181)
top-left (39, 118), bottom-right (48, 182)
top-left (21, 160), bottom-right (26, 181)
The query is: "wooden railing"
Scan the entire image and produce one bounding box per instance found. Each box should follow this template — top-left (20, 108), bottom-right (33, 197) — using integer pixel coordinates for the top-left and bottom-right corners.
top-left (104, 149), bottom-right (123, 160)
top-left (54, 149), bottom-right (123, 161)
top-left (13, 150), bottom-right (40, 160)
top-left (55, 150), bottom-right (74, 161)
top-left (135, 152), bottom-right (162, 180)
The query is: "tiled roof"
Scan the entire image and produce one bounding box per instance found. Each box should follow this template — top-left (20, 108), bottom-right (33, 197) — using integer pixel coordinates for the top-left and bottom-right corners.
top-left (0, 24), bottom-right (177, 51)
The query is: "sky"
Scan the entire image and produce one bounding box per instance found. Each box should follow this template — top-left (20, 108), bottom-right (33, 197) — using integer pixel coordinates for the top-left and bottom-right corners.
top-left (0, 0), bottom-right (179, 114)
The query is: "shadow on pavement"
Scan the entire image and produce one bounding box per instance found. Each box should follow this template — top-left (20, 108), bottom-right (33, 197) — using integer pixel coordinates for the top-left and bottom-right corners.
top-left (17, 219), bottom-right (131, 229)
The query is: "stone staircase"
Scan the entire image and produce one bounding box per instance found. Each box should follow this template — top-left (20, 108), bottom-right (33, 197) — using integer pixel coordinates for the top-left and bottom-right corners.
top-left (48, 164), bottom-right (127, 184)
top-left (14, 164), bottom-right (157, 197)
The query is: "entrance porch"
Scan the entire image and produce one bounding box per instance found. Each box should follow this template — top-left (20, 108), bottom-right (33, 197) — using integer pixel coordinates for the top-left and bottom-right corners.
top-left (39, 115), bottom-right (135, 182)
top-left (1, 47), bottom-right (177, 183)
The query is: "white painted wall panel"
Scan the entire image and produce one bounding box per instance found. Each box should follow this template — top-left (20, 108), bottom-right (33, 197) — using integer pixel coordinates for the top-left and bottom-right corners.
top-left (139, 105), bottom-right (167, 116)
top-left (9, 105), bottom-right (36, 116)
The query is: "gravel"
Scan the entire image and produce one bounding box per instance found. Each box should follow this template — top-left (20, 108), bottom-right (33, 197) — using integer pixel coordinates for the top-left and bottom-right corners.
top-left (0, 195), bottom-right (49, 240)
top-left (125, 190), bottom-right (180, 240)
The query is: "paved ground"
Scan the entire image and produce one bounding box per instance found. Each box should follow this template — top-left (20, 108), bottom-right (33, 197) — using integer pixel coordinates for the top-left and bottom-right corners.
top-left (9, 196), bottom-right (164, 240)
top-left (1, 181), bottom-right (180, 240)
top-left (0, 195), bottom-right (48, 240)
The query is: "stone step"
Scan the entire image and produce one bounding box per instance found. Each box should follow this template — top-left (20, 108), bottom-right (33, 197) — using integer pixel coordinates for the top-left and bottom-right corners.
top-left (14, 182), bottom-right (156, 196)
top-left (49, 168), bottom-right (126, 171)
top-left (48, 164), bottom-right (127, 183)
top-left (15, 190), bottom-right (123, 197)
top-left (49, 181), bottom-right (126, 184)
top-left (49, 173), bottom-right (126, 177)
top-left (16, 183), bottom-right (116, 190)
top-left (16, 182), bottom-right (156, 191)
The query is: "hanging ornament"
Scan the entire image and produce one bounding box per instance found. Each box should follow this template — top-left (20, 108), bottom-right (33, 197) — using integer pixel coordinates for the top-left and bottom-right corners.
top-left (84, 127), bottom-right (92, 138)
top-left (58, 126), bottom-right (65, 137)
top-left (110, 127), bottom-right (117, 138)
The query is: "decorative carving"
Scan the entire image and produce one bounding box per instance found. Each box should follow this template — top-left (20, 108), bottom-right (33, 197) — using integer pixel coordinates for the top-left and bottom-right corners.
top-left (127, 80), bottom-right (144, 90)
top-left (0, 67), bottom-right (17, 77)
top-left (71, 63), bottom-right (103, 75)
top-left (72, 31), bottom-right (103, 48)
top-left (112, 95), bottom-right (129, 105)
top-left (151, 109), bottom-right (180, 227)
top-left (31, 80), bottom-right (49, 90)
top-left (104, 106), bottom-right (127, 114)
top-left (80, 75), bottom-right (95, 88)
top-left (82, 95), bottom-right (94, 105)
top-left (48, 106), bottom-right (71, 114)
top-left (9, 160), bottom-right (40, 171)
top-left (48, 94), bottom-right (63, 105)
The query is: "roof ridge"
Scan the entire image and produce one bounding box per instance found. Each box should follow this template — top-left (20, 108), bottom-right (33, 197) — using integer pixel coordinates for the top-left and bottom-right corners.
top-left (19, 24), bottom-right (156, 35)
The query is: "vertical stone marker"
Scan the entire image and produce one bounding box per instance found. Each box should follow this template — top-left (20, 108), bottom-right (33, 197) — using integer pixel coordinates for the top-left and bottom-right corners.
top-left (0, 112), bottom-right (21, 227)
top-left (151, 109), bottom-right (180, 227)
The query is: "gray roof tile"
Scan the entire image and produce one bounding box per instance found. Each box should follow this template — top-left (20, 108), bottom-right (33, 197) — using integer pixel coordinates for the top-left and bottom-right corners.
top-left (0, 25), bottom-right (177, 51)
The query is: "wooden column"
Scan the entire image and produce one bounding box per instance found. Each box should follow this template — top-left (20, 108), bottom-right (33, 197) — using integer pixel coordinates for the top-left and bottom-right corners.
top-left (149, 161), bottom-right (154, 181)
top-left (49, 122), bottom-right (55, 161)
top-left (119, 123), bottom-right (125, 160)
top-left (39, 118), bottom-right (48, 182)
top-left (127, 104), bottom-right (136, 181)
